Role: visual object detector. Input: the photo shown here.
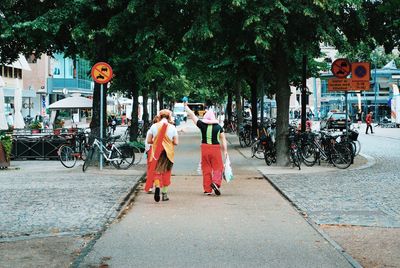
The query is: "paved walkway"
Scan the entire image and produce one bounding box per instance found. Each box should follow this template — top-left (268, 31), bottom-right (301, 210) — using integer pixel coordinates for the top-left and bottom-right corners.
top-left (0, 159), bottom-right (145, 240)
top-left (79, 121), bottom-right (355, 268)
top-left (261, 125), bottom-right (400, 228)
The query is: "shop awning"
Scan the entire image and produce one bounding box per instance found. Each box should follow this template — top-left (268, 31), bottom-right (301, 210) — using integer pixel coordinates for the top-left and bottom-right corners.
top-left (2, 88), bottom-right (37, 98)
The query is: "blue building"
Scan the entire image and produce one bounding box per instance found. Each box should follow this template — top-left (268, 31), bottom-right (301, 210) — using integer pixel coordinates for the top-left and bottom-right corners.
top-left (46, 53), bottom-right (93, 104)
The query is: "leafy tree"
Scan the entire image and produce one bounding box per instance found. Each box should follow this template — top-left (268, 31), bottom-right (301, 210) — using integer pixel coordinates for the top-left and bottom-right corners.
top-left (363, 0), bottom-right (400, 53)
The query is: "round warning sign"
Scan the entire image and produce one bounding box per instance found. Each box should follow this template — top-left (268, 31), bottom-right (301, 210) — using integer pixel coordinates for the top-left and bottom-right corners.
top-left (331, 58), bottom-right (351, 78)
top-left (91, 62), bottom-right (113, 84)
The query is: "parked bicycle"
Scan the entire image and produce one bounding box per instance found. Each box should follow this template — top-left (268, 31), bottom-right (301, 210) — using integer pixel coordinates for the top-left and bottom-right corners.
top-left (338, 129), bottom-right (361, 157)
top-left (58, 130), bottom-right (90, 168)
top-left (223, 118), bottom-right (237, 134)
top-left (82, 135), bottom-right (135, 172)
top-left (288, 126), bottom-right (301, 170)
top-left (121, 120), bottom-right (145, 142)
top-left (250, 121), bottom-right (276, 166)
top-left (238, 121), bottom-right (252, 147)
top-left (300, 130), bottom-right (353, 169)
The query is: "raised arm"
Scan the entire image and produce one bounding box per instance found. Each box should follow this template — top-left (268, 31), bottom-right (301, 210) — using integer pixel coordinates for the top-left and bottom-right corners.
top-left (184, 102), bottom-right (199, 125)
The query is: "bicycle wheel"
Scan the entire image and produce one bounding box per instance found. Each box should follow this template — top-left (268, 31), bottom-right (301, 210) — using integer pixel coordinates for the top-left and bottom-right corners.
top-left (82, 147), bottom-right (95, 172)
top-left (264, 149), bottom-right (275, 166)
top-left (290, 148), bottom-right (301, 170)
top-left (80, 142), bottom-right (89, 161)
top-left (244, 131), bottom-right (252, 147)
top-left (239, 133), bottom-right (246, 148)
top-left (300, 142), bottom-right (317, 167)
top-left (331, 144), bottom-right (352, 169)
top-left (251, 140), bottom-right (265, 159)
top-left (121, 128), bottom-right (130, 142)
top-left (132, 146), bottom-right (143, 165)
top-left (111, 146), bottom-right (135, 169)
top-left (352, 140), bottom-right (361, 156)
top-left (58, 145), bottom-right (77, 168)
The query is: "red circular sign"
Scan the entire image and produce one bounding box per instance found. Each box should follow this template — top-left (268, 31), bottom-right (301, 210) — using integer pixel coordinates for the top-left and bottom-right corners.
top-left (91, 62), bottom-right (113, 84)
top-left (331, 58), bottom-right (351, 78)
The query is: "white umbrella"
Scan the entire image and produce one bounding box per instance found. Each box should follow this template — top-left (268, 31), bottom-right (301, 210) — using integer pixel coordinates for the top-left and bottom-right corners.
top-left (48, 95), bottom-right (93, 109)
top-left (0, 77), bottom-right (8, 130)
top-left (13, 79), bottom-right (25, 129)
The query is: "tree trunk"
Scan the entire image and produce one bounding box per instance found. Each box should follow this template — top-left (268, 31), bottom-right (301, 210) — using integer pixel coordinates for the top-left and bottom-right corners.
top-left (142, 89), bottom-right (150, 132)
top-left (158, 92), bottom-right (164, 111)
top-left (90, 82), bottom-right (108, 139)
top-left (253, 70), bottom-right (265, 137)
top-left (151, 83), bottom-right (157, 118)
top-left (273, 51), bottom-right (291, 166)
top-left (234, 79), bottom-right (243, 131)
top-left (130, 88), bottom-right (139, 141)
top-left (227, 91), bottom-right (233, 121)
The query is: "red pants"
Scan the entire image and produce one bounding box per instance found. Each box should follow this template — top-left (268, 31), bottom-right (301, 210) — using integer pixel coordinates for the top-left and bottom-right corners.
top-left (201, 144), bottom-right (223, 193)
top-left (154, 170), bottom-right (171, 188)
top-left (145, 148), bottom-right (172, 191)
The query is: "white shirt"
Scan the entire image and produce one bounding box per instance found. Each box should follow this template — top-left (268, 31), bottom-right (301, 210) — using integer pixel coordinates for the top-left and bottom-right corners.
top-left (149, 118), bottom-right (178, 141)
top-left (145, 129), bottom-right (152, 151)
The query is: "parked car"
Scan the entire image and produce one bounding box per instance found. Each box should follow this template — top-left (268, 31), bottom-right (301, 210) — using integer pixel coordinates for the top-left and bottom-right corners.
top-left (173, 103), bottom-right (187, 122)
top-left (320, 112), bottom-right (352, 130)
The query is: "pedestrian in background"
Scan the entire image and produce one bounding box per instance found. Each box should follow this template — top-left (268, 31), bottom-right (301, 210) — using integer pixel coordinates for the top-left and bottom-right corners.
top-left (365, 111), bottom-right (374, 134)
top-left (147, 109), bottom-right (178, 202)
top-left (144, 115), bottom-right (160, 194)
top-left (184, 102), bottom-right (228, 196)
top-left (7, 113), bottom-right (13, 127)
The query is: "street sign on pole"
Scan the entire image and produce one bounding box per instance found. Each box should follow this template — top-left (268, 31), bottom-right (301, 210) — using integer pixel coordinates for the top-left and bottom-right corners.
top-left (91, 62), bottom-right (113, 84)
top-left (328, 78), bottom-right (352, 91)
top-left (91, 62), bottom-right (113, 170)
top-left (351, 62), bottom-right (370, 91)
top-left (331, 58), bottom-right (351, 78)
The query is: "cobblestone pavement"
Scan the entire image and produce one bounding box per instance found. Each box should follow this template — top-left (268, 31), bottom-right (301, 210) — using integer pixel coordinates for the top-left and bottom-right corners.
top-left (266, 127), bottom-right (400, 227)
top-left (0, 160), bottom-right (145, 240)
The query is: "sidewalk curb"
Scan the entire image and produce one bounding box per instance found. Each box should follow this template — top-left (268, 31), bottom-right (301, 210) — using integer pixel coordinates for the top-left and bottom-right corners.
top-left (353, 153), bottom-right (376, 170)
top-left (262, 173), bottom-right (363, 268)
top-left (70, 173), bottom-right (146, 268)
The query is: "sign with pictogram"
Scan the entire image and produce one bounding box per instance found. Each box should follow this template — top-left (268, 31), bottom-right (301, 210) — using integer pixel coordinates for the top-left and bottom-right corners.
top-left (351, 62), bottom-right (370, 91)
top-left (331, 58), bottom-right (351, 78)
top-left (91, 62), bottom-right (113, 84)
top-left (328, 78), bottom-right (352, 91)
top-left (352, 62), bottom-right (370, 80)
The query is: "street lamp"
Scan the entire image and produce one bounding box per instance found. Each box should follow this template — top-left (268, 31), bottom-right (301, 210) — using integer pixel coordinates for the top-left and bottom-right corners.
top-left (28, 85), bottom-right (33, 117)
top-left (373, 57), bottom-right (379, 122)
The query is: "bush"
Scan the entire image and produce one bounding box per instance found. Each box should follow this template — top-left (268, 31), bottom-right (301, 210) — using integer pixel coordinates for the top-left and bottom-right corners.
top-left (0, 134), bottom-right (12, 162)
top-left (54, 119), bottom-right (65, 129)
top-left (29, 120), bottom-right (42, 130)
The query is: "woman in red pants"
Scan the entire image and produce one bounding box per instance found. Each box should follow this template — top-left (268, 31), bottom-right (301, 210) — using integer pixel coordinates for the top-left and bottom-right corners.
top-left (184, 103), bottom-right (228, 195)
top-left (147, 110), bottom-right (179, 202)
top-left (144, 115), bottom-right (160, 193)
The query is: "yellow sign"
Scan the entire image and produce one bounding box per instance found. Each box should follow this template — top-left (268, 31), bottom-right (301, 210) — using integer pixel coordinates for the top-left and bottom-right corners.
top-left (91, 62), bottom-right (113, 84)
top-left (328, 78), bottom-right (352, 91)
